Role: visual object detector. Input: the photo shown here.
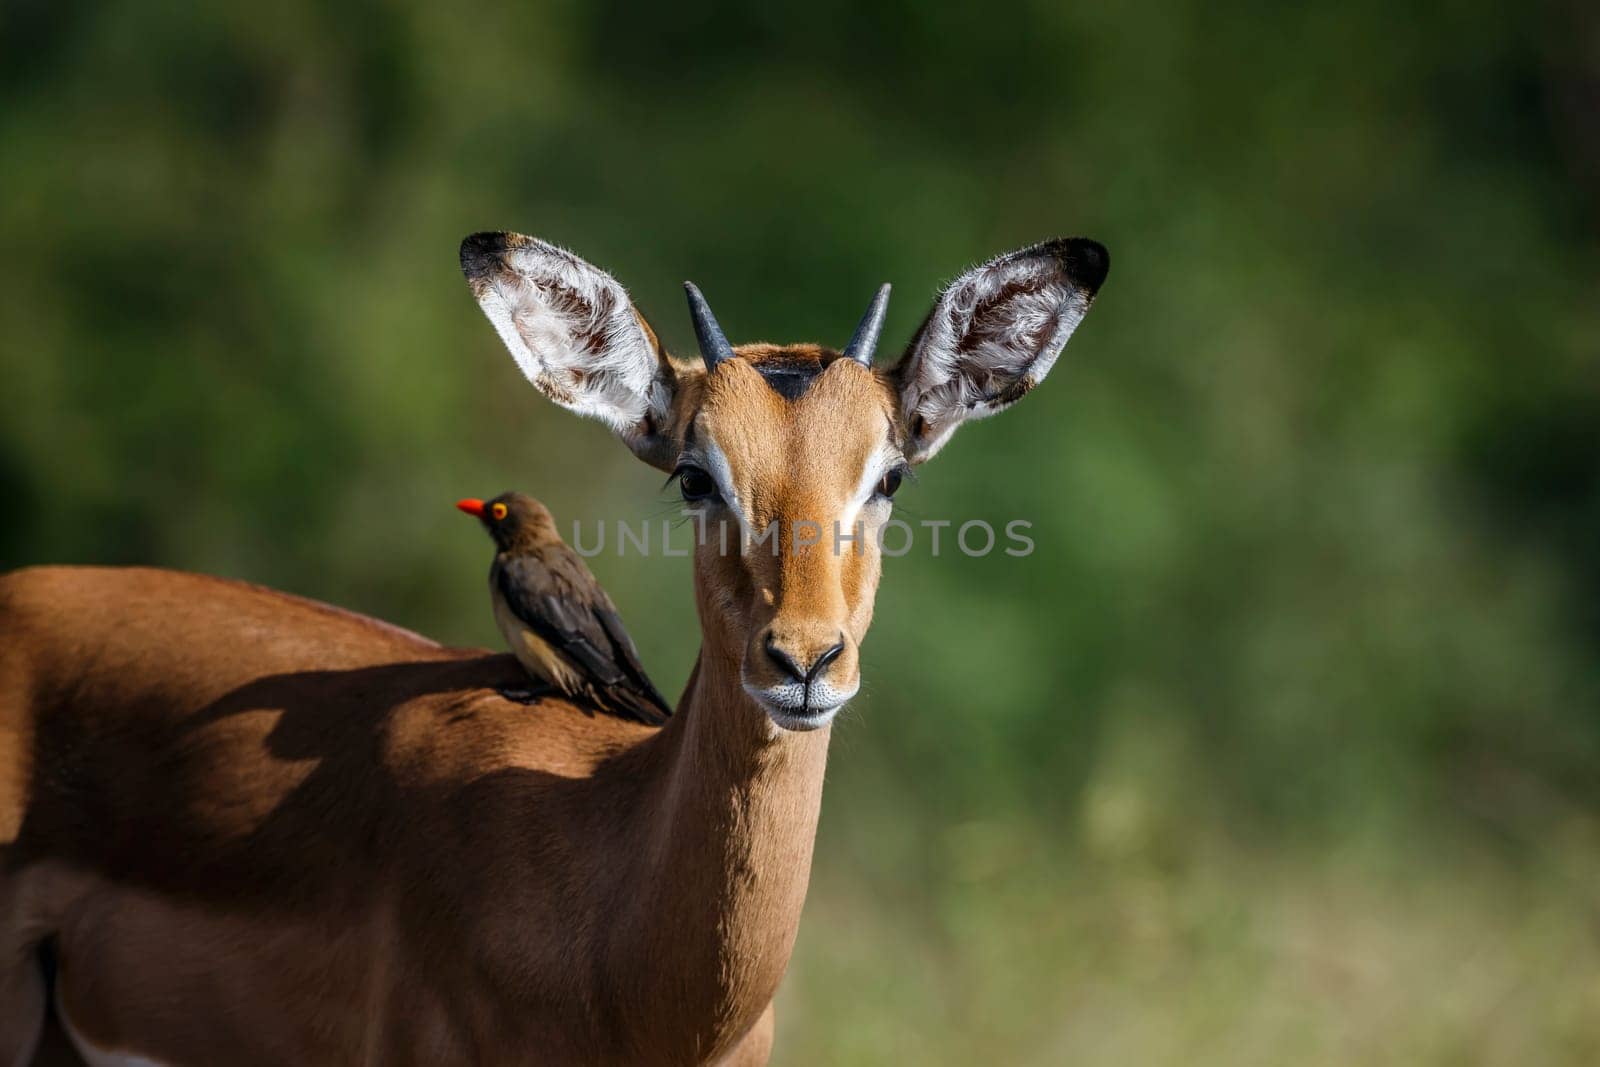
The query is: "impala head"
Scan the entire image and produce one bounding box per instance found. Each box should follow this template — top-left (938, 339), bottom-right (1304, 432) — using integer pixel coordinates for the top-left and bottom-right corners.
top-left (461, 232), bottom-right (1108, 731)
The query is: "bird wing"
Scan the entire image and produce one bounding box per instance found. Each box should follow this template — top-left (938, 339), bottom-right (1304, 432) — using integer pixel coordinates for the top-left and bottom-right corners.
top-left (493, 553), bottom-right (673, 723)
top-left (592, 601), bottom-right (674, 720)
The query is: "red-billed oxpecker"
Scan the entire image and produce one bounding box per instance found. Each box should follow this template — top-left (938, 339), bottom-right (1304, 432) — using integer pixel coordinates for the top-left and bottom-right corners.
top-left (456, 492), bottom-right (672, 725)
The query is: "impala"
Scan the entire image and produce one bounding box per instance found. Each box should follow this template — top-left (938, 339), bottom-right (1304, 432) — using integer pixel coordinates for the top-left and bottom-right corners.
top-left (0, 231), bottom-right (1107, 1065)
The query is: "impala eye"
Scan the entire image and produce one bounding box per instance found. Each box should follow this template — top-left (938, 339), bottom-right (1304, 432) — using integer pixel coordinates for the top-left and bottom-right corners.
top-left (876, 466), bottom-right (906, 499)
top-left (676, 465), bottom-right (718, 503)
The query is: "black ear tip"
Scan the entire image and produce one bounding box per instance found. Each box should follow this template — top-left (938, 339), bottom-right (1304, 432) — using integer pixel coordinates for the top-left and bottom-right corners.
top-left (1058, 238), bottom-right (1110, 293)
top-left (460, 232), bottom-right (510, 279)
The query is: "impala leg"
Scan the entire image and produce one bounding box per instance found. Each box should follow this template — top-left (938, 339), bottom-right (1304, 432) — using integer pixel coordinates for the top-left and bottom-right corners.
top-left (0, 944), bottom-right (45, 1067)
top-left (26, 1010), bottom-right (85, 1067)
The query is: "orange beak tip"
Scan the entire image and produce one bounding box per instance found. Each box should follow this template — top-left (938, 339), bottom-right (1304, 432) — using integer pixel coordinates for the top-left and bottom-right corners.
top-left (456, 498), bottom-right (486, 518)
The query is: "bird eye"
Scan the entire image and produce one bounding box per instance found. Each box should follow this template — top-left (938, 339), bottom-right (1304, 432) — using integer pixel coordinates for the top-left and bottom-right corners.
top-left (676, 465), bottom-right (718, 503)
top-left (876, 467), bottom-right (906, 499)
top-left (491, 502), bottom-right (508, 520)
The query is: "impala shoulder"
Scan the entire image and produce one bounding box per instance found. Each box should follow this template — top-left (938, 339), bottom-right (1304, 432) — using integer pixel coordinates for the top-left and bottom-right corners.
top-left (381, 668), bottom-right (655, 785)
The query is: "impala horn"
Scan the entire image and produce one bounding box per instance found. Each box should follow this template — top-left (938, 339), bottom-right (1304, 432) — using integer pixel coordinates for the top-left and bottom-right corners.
top-left (684, 282), bottom-right (736, 371)
top-left (842, 283), bottom-right (892, 367)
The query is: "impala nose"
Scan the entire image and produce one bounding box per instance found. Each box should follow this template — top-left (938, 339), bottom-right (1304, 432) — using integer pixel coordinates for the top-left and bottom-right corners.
top-left (764, 633), bottom-right (846, 684)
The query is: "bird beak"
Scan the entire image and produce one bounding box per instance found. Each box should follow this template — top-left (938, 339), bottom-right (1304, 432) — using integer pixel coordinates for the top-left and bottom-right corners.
top-left (456, 498), bottom-right (486, 518)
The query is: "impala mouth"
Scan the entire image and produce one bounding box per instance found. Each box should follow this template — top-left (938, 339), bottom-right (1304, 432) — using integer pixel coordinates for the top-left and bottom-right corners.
top-left (742, 678), bottom-right (857, 732)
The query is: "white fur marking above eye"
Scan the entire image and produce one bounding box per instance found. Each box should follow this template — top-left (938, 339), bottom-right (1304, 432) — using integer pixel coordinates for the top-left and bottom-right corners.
top-left (698, 438), bottom-right (754, 542)
top-left (838, 442), bottom-right (900, 532)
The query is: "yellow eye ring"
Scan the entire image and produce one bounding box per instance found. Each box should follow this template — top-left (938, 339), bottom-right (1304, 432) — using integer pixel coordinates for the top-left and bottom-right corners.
top-left (491, 503), bottom-right (508, 520)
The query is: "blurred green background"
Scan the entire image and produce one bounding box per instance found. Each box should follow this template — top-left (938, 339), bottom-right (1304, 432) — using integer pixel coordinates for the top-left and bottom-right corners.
top-left (4, 0), bottom-right (1600, 1062)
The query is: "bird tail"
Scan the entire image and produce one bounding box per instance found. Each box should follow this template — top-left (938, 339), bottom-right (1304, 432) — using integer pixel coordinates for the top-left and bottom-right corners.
top-left (588, 681), bottom-right (673, 727)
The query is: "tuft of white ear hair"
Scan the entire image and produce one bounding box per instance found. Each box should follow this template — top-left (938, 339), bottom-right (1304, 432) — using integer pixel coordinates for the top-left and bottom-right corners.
top-left (461, 232), bottom-right (671, 436)
top-left (896, 238), bottom-right (1107, 463)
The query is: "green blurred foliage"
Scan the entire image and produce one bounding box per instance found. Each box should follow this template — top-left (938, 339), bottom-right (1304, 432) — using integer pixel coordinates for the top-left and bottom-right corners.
top-left (3, 0), bottom-right (1599, 1060)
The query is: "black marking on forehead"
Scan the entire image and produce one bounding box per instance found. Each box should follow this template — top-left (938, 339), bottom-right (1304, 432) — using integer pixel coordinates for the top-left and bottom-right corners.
top-left (753, 355), bottom-right (826, 401)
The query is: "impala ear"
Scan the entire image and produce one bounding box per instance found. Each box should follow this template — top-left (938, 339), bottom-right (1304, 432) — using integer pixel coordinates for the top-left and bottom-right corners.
top-left (460, 232), bottom-right (681, 470)
top-left (891, 238), bottom-right (1109, 464)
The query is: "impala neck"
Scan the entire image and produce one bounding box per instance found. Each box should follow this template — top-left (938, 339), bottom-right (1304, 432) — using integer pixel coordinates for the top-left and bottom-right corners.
top-left (619, 631), bottom-right (831, 1055)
